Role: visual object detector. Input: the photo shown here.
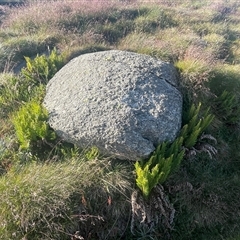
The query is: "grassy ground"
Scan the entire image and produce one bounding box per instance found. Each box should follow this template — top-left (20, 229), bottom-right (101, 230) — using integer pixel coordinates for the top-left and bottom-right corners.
top-left (0, 0), bottom-right (240, 239)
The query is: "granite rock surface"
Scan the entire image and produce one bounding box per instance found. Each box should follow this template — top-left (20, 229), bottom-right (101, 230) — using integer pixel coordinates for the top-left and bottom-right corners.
top-left (44, 50), bottom-right (182, 160)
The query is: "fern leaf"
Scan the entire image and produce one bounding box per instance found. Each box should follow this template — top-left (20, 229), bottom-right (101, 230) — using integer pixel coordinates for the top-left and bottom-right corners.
top-left (184, 127), bottom-right (202, 148)
top-left (180, 124), bottom-right (189, 139)
top-left (200, 112), bottom-right (214, 132)
top-left (158, 155), bottom-right (172, 184)
top-left (170, 149), bottom-right (185, 174)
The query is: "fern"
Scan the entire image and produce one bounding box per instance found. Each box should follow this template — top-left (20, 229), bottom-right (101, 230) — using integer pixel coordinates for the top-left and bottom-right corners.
top-left (21, 48), bottom-right (64, 85)
top-left (184, 126), bottom-right (202, 148)
top-left (213, 90), bottom-right (240, 125)
top-left (135, 103), bottom-right (215, 199)
top-left (200, 107), bottom-right (215, 132)
top-left (135, 161), bottom-right (162, 199)
top-left (0, 50), bottom-right (64, 116)
top-left (158, 155), bottom-right (173, 184)
top-left (169, 147), bottom-right (185, 175)
top-left (135, 136), bottom-right (184, 199)
top-left (181, 103), bottom-right (214, 149)
top-left (12, 101), bottom-right (56, 150)
top-left (84, 146), bottom-right (99, 160)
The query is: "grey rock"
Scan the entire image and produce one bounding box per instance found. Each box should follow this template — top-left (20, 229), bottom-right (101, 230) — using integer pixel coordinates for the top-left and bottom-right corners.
top-left (44, 50), bottom-right (182, 160)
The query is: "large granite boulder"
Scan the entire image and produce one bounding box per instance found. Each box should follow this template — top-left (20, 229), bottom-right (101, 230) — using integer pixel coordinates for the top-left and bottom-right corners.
top-left (44, 50), bottom-right (182, 160)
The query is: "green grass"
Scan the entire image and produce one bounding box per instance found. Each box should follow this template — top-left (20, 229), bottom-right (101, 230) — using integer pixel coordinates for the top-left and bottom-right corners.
top-left (0, 0), bottom-right (240, 239)
top-left (0, 158), bottom-right (134, 239)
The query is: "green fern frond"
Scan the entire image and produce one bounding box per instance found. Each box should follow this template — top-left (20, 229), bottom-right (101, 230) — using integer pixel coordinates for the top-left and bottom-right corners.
top-left (158, 155), bottom-right (173, 184)
top-left (21, 48), bottom-right (64, 85)
top-left (213, 90), bottom-right (240, 125)
top-left (184, 127), bottom-right (202, 149)
top-left (169, 148), bottom-right (185, 175)
top-left (11, 101), bottom-right (56, 150)
top-left (135, 102), bottom-right (215, 198)
top-left (180, 124), bottom-right (189, 139)
top-left (135, 135), bottom-right (184, 198)
top-left (200, 112), bottom-right (214, 132)
top-left (187, 102), bottom-right (201, 123)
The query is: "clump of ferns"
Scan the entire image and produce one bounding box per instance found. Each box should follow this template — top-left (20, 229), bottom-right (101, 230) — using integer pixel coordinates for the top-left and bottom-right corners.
top-left (212, 90), bottom-right (240, 127)
top-left (135, 103), bottom-right (217, 200)
top-left (180, 103), bottom-right (217, 159)
top-left (133, 103), bottom-right (217, 237)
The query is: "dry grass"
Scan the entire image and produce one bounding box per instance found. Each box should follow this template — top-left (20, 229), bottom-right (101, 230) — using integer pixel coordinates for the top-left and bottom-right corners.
top-left (2, 1), bottom-right (130, 34)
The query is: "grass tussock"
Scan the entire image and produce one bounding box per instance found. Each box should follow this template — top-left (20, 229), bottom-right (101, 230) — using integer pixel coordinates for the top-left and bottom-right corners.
top-left (0, 158), bottom-right (134, 239)
top-left (0, 0), bottom-right (240, 239)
